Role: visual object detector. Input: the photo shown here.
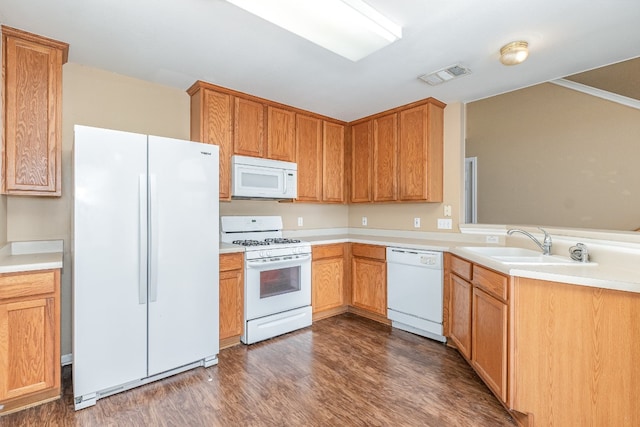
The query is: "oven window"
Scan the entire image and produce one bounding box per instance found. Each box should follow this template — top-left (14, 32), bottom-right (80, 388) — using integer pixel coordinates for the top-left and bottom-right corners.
top-left (260, 266), bottom-right (301, 298)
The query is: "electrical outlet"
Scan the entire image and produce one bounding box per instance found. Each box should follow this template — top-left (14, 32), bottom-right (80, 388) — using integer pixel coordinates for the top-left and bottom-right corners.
top-left (486, 235), bottom-right (499, 244)
top-left (437, 218), bottom-right (453, 229)
top-left (414, 217), bottom-right (421, 228)
top-left (297, 217), bottom-right (303, 227)
top-left (362, 216), bottom-right (368, 226)
top-left (444, 205), bottom-right (452, 217)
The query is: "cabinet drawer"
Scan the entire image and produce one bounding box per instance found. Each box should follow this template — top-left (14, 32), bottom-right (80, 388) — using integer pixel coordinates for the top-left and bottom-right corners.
top-left (472, 265), bottom-right (508, 301)
top-left (0, 270), bottom-right (56, 300)
top-left (351, 243), bottom-right (386, 261)
top-left (312, 244), bottom-right (344, 260)
top-left (451, 255), bottom-right (472, 281)
top-left (220, 253), bottom-right (244, 272)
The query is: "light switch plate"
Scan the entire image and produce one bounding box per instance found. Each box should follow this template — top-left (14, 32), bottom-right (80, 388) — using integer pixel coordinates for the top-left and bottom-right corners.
top-left (297, 217), bottom-right (303, 227)
top-left (362, 216), bottom-right (368, 226)
top-left (414, 218), bottom-right (421, 228)
top-left (444, 205), bottom-right (452, 217)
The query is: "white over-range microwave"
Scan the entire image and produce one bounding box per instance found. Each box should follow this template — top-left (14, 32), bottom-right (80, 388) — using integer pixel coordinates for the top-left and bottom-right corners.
top-left (231, 155), bottom-right (297, 200)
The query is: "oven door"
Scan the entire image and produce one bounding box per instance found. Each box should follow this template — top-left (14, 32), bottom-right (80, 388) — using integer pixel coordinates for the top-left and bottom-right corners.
top-left (245, 254), bottom-right (311, 320)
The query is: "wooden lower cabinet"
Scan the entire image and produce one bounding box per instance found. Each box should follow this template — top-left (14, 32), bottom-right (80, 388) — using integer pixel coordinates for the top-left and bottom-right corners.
top-left (449, 274), bottom-right (472, 360)
top-left (219, 253), bottom-right (244, 349)
top-left (350, 244), bottom-right (387, 319)
top-left (472, 286), bottom-right (508, 403)
top-left (447, 255), bottom-right (509, 406)
top-left (311, 244), bottom-right (347, 320)
top-left (0, 269), bottom-right (61, 415)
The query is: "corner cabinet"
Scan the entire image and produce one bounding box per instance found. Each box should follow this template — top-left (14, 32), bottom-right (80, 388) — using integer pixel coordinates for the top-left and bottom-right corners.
top-left (350, 243), bottom-right (387, 321)
top-left (1, 26), bottom-right (68, 196)
top-left (0, 269), bottom-right (61, 415)
top-left (219, 253), bottom-right (244, 349)
top-left (322, 122), bottom-right (346, 203)
top-left (447, 255), bottom-right (509, 405)
top-left (311, 243), bottom-right (347, 320)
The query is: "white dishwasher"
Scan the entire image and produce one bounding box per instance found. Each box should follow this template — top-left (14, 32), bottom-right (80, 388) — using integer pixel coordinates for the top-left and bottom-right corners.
top-left (386, 247), bottom-right (445, 343)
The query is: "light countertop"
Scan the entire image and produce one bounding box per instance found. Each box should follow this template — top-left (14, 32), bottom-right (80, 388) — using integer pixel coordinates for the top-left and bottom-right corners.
top-left (222, 231), bottom-right (640, 294)
top-left (0, 240), bottom-right (64, 274)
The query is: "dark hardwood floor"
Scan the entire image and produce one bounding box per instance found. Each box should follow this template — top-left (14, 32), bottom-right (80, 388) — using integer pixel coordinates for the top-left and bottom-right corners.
top-left (4, 314), bottom-right (515, 426)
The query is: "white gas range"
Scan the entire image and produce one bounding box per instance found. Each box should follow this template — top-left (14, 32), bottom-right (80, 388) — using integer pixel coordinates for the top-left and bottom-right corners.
top-left (221, 216), bottom-right (312, 344)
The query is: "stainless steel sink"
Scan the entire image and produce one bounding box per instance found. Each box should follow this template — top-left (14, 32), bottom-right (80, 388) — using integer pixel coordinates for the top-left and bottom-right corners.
top-left (458, 247), bottom-right (596, 266)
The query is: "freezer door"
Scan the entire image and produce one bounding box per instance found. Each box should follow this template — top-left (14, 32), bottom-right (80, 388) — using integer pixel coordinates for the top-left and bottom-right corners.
top-left (147, 135), bottom-right (219, 376)
top-left (72, 125), bottom-right (148, 398)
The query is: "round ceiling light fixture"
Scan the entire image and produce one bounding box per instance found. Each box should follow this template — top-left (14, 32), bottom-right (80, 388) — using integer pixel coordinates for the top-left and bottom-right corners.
top-left (500, 41), bottom-right (529, 66)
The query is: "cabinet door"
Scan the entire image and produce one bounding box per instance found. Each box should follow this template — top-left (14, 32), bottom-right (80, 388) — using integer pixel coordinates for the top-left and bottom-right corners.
top-left (219, 269), bottom-right (244, 341)
top-left (351, 257), bottom-right (386, 316)
top-left (472, 287), bottom-right (508, 403)
top-left (312, 257), bottom-right (345, 313)
top-left (322, 122), bottom-right (345, 203)
top-left (398, 103), bottom-right (443, 202)
top-left (267, 107), bottom-right (296, 162)
top-left (234, 98), bottom-right (264, 157)
top-left (373, 113), bottom-right (398, 202)
top-left (296, 114), bottom-right (323, 202)
top-left (449, 274), bottom-right (472, 360)
top-left (0, 297), bottom-right (57, 400)
top-left (199, 89), bottom-right (233, 200)
top-left (350, 121), bottom-right (372, 203)
top-left (2, 28), bottom-right (67, 196)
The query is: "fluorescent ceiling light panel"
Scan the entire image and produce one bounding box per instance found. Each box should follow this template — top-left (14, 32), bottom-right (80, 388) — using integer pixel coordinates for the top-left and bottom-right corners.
top-left (226, 0), bottom-right (402, 61)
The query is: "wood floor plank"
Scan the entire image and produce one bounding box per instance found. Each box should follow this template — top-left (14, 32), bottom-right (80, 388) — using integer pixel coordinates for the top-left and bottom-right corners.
top-left (2, 314), bottom-right (515, 426)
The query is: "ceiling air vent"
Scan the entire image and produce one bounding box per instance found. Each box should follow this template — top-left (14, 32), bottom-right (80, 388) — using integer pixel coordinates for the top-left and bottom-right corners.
top-left (418, 64), bottom-right (471, 86)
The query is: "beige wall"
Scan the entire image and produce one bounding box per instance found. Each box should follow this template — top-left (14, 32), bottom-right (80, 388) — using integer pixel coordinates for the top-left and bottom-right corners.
top-left (6, 62), bottom-right (191, 355)
top-left (466, 83), bottom-right (640, 231)
top-left (221, 200), bottom-right (348, 230)
top-left (348, 103), bottom-right (464, 232)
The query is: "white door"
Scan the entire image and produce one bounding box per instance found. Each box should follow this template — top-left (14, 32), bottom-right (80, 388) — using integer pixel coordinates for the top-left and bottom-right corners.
top-left (73, 126), bottom-right (148, 397)
top-left (147, 136), bottom-right (219, 375)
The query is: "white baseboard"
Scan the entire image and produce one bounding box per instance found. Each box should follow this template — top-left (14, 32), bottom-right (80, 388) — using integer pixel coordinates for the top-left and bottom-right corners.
top-left (61, 353), bottom-right (73, 366)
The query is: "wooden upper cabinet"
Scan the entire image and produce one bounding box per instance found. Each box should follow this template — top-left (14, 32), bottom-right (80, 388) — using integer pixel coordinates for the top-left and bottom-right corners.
top-left (296, 114), bottom-right (323, 202)
top-left (189, 87), bottom-right (233, 200)
top-left (2, 26), bottom-right (68, 196)
top-left (372, 113), bottom-right (398, 202)
top-left (398, 102), bottom-right (444, 202)
top-left (233, 97), bottom-right (264, 157)
top-left (350, 121), bottom-right (372, 203)
top-left (266, 107), bottom-right (296, 162)
top-left (322, 122), bottom-right (345, 203)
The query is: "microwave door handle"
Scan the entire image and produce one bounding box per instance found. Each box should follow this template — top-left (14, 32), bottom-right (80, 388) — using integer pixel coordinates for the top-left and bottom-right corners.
top-left (282, 170), bottom-right (287, 195)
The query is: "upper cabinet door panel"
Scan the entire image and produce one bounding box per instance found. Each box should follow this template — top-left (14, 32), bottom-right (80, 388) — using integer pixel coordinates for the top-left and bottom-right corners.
top-left (2, 27), bottom-right (68, 196)
top-left (350, 121), bottom-right (372, 203)
top-left (233, 98), bottom-right (264, 157)
top-left (296, 114), bottom-right (323, 202)
top-left (204, 89), bottom-right (233, 200)
top-left (373, 113), bottom-right (398, 202)
top-left (267, 106), bottom-right (296, 162)
top-left (398, 103), bottom-right (443, 202)
top-left (322, 122), bottom-right (345, 203)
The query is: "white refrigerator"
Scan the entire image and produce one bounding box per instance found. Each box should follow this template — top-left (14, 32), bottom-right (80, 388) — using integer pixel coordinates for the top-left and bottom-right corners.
top-left (72, 125), bottom-right (219, 410)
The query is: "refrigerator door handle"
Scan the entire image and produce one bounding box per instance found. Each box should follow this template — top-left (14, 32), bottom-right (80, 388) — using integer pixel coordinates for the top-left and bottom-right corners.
top-left (139, 174), bottom-right (148, 305)
top-left (149, 174), bottom-right (159, 302)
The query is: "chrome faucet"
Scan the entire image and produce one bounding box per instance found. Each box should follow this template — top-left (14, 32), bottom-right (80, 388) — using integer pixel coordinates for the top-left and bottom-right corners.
top-left (507, 227), bottom-right (552, 255)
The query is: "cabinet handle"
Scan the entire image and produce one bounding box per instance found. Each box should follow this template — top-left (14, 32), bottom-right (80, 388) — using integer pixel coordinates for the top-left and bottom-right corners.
top-left (149, 174), bottom-right (159, 302)
top-left (138, 174), bottom-right (148, 305)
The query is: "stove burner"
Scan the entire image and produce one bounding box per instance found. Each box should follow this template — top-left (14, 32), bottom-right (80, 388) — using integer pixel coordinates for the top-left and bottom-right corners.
top-left (231, 238), bottom-right (302, 247)
top-left (265, 238), bottom-right (301, 244)
top-left (232, 239), bottom-right (270, 246)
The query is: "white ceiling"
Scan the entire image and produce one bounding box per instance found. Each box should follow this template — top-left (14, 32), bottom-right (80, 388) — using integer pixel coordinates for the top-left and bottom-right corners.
top-left (2, 0), bottom-right (640, 121)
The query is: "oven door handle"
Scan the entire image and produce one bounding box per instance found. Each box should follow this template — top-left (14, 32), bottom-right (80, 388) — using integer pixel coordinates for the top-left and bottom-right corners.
top-left (246, 254), bottom-right (311, 270)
